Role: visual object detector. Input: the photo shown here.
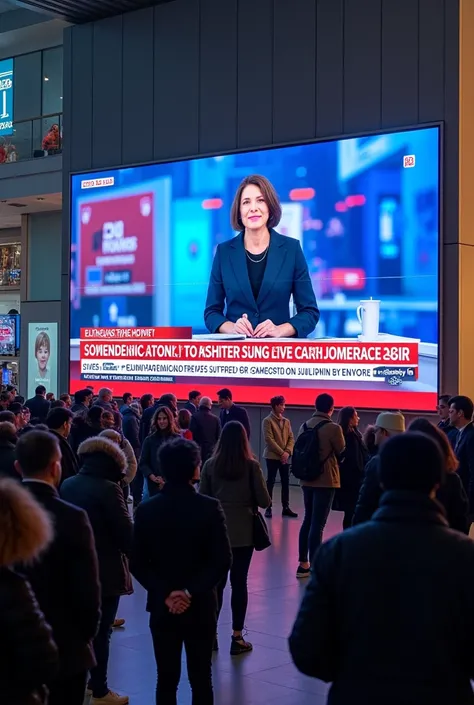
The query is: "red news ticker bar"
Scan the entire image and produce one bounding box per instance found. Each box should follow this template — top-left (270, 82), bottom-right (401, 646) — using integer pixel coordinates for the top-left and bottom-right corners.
top-left (80, 338), bottom-right (419, 366)
top-left (69, 376), bottom-right (435, 413)
top-left (81, 327), bottom-right (193, 340)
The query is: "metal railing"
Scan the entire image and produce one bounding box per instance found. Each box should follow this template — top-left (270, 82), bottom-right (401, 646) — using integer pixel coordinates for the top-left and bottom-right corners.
top-left (0, 113), bottom-right (63, 164)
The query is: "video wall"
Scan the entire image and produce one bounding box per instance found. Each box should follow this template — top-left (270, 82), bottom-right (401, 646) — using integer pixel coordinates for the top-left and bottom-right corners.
top-left (70, 126), bottom-right (440, 411)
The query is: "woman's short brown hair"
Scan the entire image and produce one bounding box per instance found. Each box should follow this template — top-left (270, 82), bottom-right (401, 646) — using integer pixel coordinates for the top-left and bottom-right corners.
top-left (230, 174), bottom-right (282, 231)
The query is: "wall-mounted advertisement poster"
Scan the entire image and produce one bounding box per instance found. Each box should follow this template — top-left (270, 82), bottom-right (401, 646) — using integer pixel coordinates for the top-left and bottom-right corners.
top-left (28, 322), bottom-right (58, 398)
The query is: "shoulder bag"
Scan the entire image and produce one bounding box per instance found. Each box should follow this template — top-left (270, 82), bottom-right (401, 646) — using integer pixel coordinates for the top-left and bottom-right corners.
top-left (248, 462), bottom-right (271, 551)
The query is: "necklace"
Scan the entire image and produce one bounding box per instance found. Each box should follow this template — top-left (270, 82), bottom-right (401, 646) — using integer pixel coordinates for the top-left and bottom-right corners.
top-left (245, 247), bottom-right (269, 263)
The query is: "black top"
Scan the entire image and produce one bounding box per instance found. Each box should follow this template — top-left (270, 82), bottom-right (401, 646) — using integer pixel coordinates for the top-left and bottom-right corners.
top-left (289, 491), bottom-right (474, 705)
top-left (131, 483), bottom-right (232, 615)
top-left (21, 481), bottom-right (100, 677)
top-left (245, 249), bottom-right (267, 300)
top-left (219, 403), bottom-right (251, 439)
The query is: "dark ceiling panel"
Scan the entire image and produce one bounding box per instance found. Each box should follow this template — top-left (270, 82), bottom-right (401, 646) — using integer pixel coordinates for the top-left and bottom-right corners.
top-left (10, 0), bottom-right (171, 23)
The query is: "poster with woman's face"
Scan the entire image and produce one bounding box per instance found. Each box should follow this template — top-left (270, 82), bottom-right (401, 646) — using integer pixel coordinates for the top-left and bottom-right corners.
top-left (27, 323), bottom-right (58, 398)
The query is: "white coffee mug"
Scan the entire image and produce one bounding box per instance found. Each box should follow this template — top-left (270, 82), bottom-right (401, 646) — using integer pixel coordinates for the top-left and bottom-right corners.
top-left (356, 299), bottom-right (380, 340)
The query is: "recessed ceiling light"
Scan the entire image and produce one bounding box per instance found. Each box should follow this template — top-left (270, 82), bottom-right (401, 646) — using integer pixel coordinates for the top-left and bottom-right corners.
top-left (44, 76), bottom-right (49, 81)
top-left (36, 197), bottom-right (45, 201)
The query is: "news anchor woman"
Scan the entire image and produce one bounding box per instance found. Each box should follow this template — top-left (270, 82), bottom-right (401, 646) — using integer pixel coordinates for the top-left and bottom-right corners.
top-left (204, 175), bottom-right (319, 338)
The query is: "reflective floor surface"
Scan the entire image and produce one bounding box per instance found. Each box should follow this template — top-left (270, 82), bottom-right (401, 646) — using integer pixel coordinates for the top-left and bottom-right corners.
top-left (99, 488), bottom-right (343, 704)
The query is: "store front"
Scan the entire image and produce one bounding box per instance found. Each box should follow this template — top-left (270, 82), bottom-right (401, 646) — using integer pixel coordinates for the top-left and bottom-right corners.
top-left (0, 233), bottom-right (21, 387)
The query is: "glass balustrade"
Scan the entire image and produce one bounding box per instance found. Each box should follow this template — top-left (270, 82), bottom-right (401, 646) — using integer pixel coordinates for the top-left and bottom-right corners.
top-left (0, 113), bottom-right (63, 164)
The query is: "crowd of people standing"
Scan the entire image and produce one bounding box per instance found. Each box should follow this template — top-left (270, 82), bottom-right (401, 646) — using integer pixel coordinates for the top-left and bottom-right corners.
top-left (2, 381), bottom-right (474, 705)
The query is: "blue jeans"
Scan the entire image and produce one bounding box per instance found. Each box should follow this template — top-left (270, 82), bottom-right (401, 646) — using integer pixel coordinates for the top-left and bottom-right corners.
top-left (298, 487), bottom-right (335, 563)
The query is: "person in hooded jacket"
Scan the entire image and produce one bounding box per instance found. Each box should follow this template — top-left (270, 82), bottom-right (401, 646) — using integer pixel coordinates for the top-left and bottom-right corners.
top-left (60, 436), bottom-right (133, 705)
top-left (0, 477), bottom-right (58, 705)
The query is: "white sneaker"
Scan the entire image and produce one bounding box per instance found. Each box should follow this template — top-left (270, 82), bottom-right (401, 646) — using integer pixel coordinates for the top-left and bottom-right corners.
top-left (92, 692), bottom-right (129, 704)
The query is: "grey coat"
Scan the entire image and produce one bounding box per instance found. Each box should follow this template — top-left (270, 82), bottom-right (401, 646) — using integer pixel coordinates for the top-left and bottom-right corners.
top-left (199, 458), bottom-right (270, 548)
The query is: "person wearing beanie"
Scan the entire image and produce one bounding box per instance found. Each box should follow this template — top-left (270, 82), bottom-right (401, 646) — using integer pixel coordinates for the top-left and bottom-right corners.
top-left (290, 432), bottom-right (474, 705)
top-left (60, 437), bottom-right (133, 705)
top-left (352, 411), bottom-right (405, 525)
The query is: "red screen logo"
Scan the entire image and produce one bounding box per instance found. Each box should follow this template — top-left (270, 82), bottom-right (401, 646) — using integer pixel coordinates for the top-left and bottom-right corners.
top-left (403, 154), bottom-right (416, 168)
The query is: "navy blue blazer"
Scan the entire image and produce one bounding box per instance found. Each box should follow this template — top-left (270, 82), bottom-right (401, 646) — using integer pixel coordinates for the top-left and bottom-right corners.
top-left (204, 230), bottom-right (319, 338)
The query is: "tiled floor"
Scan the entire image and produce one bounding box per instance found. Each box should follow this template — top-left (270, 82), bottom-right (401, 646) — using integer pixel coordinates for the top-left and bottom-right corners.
top-left (101, 488), bottom-right (343, 705)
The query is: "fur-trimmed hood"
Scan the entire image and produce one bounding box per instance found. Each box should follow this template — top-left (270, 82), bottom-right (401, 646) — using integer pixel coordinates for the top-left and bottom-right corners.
top-left (77, 436), bottom-right (127, 482)
top-left (0, 478), bottom-right (53, 566)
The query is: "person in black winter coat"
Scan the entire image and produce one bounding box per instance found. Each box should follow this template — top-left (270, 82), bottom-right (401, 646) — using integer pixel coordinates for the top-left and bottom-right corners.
top-left (353, 418), bottom-right (470, 534)
top-left (131, 437), bottom-right (232, 705)
top-left (437, 394), bottom-right (459, 448)
top-left (60, 436), bottom-right (133, 704)
top-left (409, 418), bottom-right (469, 533)
top-left (123, 402), bottom-right (143, 508)
top-left (448, 396), bottom-right (474, 511)
top-left (289, 433), bottom-right (474, 705)
top-left (122, 403), bottom-right (141, 457)
top-left (189, 397), bottom-right (221, 464)
top-left (218, 388), bottom-right (251, 439)
top-left (17, 430), bottom-right (101, 705)
top-left (71, 389), bottom-right (93, 415)
top-left (25, 385), bottom-right (51, 423)
top-left (46, 408), bottom-right (79, 485)
top-left (0, 477), bottom-right (58, 705)
top-left (69, 405), bottom-right (104, 454)
top-left (139, 406), bottom-right (180, 498)
top-left (335, 407), bottom-right (368, 529)
top-left (0, 421), bottom-right (20, 480)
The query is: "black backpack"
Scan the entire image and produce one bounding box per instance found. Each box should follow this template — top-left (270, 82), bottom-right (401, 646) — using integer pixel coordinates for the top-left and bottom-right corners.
top-left (291, 420), bottom-right (331, 481)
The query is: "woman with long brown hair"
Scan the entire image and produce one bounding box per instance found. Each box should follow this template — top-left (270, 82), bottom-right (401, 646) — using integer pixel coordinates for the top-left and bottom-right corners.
top-left (200, 420), bottom-right (270, 655)
top-left (409, 418), bottom-right (469, 533)
top-left (139, 406), bottom-right (180, 498)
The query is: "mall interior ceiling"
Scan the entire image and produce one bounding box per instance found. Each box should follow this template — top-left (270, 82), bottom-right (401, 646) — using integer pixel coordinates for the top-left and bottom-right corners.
top-left (5, 0), bottom-right (172, 23)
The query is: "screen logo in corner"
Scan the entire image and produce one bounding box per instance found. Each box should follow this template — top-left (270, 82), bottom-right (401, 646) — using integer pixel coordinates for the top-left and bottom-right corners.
top-left (403, 155), bottom-right (416, 168)
top-left (81, 177), bottom-right (115, 190)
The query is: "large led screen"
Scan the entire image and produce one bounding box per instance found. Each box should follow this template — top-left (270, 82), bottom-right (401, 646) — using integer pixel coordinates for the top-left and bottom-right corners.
top-left (70, 126), bottom-right (440, 411)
